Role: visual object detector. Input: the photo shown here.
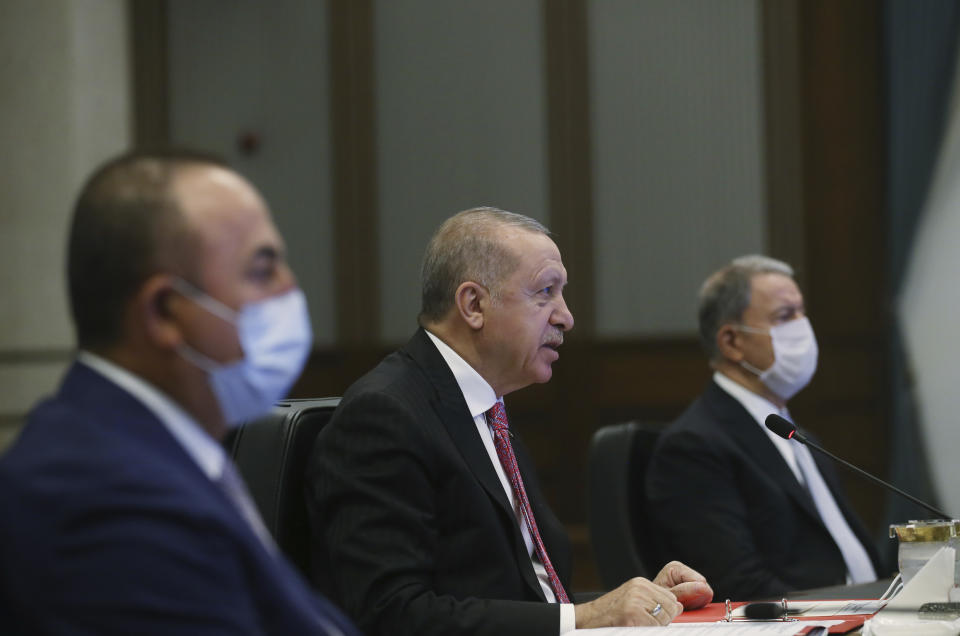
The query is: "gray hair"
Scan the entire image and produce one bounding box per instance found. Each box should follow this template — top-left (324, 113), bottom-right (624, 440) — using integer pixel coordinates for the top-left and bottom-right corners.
top-left (418, 206), bottom-right (549, 324)
top-left (697, 254), bottom-right (794, 361)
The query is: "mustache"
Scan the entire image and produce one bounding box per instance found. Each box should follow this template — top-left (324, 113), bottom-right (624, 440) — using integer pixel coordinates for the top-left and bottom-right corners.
top-left (542, 331), bottom-right (564, 348)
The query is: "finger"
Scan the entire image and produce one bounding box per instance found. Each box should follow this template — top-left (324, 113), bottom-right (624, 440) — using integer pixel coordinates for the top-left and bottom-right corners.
top-left (642, 585), bottom-right (682, 624)
top-left (675, 562), bottom-right (708, 583)
top-left (656, 561), bottom-right (707, 587)
top-left (671, 581), bottom-right (714, 609)
top-left (619, 580), bottom-right (677, 626)
top-left (646, 596), bottom-right (680, 626)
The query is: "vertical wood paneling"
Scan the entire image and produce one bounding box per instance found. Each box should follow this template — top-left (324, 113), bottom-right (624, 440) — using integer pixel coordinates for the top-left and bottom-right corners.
top-left (329, 0), bottom-right (380, 344)
top-left (129, 0), bottom-right (169, 148)
top-left (544, 0), bottom-right (596, 338)
top-left (761, 0), bottom-right (807, 285)
top-left (789, 0), bottom-right (888, 532)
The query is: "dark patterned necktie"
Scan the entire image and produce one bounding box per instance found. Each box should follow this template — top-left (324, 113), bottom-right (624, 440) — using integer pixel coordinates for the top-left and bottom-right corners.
top-left (486, 401), bottom-right (570, 603)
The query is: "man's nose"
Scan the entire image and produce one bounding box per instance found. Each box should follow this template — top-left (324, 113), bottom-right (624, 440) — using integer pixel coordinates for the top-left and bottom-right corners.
top-left (552, 295), bottom-right (574, 332)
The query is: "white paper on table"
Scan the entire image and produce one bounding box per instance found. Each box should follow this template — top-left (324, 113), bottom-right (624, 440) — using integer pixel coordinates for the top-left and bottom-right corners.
top-left (569, 620), bottom-right (845, 634)
top-left (862, 614), bottom-right (960, 636)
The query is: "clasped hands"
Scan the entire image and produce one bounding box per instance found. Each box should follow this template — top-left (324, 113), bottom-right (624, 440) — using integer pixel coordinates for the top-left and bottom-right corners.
top-left (574, 561), bottom-right (713, 628)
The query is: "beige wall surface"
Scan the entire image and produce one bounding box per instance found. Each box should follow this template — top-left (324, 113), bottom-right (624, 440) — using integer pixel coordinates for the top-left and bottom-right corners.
top-left (374, 0), bottom-right (549, 343)
top-left (167, 0), bottom-right (336, 347)
top-left (0, 0), bottom-right (767, 433)
top-left (0, 0), bottom-right (130, 444)
top-left (589, 0), bottom-right (766, 337)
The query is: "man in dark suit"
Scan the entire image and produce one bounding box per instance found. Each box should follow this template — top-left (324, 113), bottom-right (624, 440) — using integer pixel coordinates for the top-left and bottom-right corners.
top-left (0, 151), bottom-right (356, 635)
top-left (645, 255), bottom-right (883, 600)
top-left (307, 207), bottom-right (713, 635)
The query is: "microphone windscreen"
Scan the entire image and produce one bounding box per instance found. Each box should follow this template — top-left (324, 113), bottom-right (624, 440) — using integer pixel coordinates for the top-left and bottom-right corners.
top-left (765, 413), bottom-right (797, 440)
top-left (742, 602), bottom-right (786, 619)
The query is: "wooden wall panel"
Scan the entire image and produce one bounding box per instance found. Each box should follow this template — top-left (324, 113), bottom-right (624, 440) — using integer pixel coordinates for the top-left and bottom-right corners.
top-left (329, 0), bottom-right (380, 344)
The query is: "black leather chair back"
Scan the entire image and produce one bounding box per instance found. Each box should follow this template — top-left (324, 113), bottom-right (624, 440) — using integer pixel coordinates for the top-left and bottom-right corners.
top-left (587, 421), bottom-right (667, 590)
top-left (224, 397), bottom-right (340, 578)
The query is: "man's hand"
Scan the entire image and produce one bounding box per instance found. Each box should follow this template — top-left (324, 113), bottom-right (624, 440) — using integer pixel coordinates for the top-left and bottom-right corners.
top-left (653, 560), bottom-right (713, 609)
top-left (574, 577), bottom-right (682, 628)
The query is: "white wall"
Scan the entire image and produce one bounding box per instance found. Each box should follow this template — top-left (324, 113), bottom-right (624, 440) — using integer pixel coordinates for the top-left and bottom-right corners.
top-left (0, 0), bottom-right (130, 445)
top-left (589, 0), bottom-right (766, 337)
top-left (167, 0), bottom-right (336, 347)
top-left (899, 53), bottom-right (960, 518)
top-left (165, 1), bottom-right (766, 345)
top-left (375, 0), bottom-right (549, 343)
top-left (4, 0), bottom-right (770, 375)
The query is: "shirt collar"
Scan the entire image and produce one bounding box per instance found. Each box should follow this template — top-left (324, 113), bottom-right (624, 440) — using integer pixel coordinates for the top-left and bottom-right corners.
top-left (713, 370), bottom-right (790, 425)
top-left (424, 330), bottom-right (499, 417)
top-left (77, 351), bottom-right (227, 480)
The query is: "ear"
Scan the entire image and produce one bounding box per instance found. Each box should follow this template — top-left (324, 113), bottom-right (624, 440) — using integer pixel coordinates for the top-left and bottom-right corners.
top-left (453, 281), bottom-right (488, 331)
top-left (135, 274), bottom-right (186, 350)
top-left (715, 324), bottom-right (744, 363)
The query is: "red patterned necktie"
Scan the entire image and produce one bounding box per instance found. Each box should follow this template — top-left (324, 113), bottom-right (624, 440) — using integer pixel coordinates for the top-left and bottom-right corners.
top-left (486, 401), bottom-right (570, 603)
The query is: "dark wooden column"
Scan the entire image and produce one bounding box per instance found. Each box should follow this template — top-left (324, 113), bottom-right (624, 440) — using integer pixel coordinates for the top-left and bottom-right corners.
top-left (543, 0), bottom-right (596, 338)
top-left (761, 0), bottom-right (807, 285)
top-left (329, 0), bottom-right (380, 345)
top-left (129, 0), bottom-right (169, 147)
top-left (764, 0), bottom-right (888, 532)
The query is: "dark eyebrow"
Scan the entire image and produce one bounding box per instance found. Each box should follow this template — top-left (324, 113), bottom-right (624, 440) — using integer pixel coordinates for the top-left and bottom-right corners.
top-left (250, 245), bottom-right (281, 264)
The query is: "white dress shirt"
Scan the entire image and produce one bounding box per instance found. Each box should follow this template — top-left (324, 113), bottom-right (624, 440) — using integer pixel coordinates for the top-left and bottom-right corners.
top-left (713, 372), bottom-right (804, 484)
top-left (425, 331), bottom-right (576, 634)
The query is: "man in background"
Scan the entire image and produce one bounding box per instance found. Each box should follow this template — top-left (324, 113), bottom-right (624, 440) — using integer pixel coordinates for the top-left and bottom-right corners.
top-left (308, 207), bottom-right (713, 635)
top-left (0, 150), bottom-right (356, 634)
top-left (645, 255), bottom-right (882, 600)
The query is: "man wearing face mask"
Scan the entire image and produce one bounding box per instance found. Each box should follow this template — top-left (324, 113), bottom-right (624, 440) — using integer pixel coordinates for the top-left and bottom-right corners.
top-left (0, 150), bottom-right (357, 635)
top-left (644, 255), bottom-right (881, 600)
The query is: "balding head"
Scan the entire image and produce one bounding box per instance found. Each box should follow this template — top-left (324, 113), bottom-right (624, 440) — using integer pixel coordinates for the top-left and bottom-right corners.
top-left (67, 150), bottom-right (223, 350)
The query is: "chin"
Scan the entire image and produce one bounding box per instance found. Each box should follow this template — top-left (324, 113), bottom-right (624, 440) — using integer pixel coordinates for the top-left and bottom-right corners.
top-left (533, 366), bottom-right (554, 385)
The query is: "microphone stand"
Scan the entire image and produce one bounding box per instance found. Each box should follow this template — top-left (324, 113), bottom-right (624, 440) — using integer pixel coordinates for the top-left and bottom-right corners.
top-left (795, 432), bottom-right (951, 520)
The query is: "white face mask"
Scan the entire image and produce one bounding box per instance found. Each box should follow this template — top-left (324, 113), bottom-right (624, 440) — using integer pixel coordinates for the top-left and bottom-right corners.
top-left (738, 316), bottom-right (818, 401)
top-left (171, 278), bottom-right (313, 426)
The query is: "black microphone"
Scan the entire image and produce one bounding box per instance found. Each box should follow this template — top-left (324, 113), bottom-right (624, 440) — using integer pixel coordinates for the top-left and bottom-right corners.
top-left (764, 413), bottom-right (951, 520)
top-left (742, 602), bottom-right (799, 619)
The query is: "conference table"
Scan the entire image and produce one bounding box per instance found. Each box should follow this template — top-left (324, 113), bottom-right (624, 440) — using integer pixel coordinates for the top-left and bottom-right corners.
top-left (571, 578), bottom-right (896, 634)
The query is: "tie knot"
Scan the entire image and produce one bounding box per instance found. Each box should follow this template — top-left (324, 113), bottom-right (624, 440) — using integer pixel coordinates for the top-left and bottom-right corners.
top-left (486, 401), bottom-right (509, 432)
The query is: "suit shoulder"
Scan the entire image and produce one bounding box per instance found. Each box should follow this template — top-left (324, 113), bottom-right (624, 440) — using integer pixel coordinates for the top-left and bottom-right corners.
top-left (337, 349), bottom-right (436, 414)
top-left (660, 392), bottom-right (718, 439)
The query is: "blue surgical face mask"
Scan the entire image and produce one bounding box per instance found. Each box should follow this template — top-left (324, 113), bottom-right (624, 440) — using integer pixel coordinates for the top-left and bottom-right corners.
top-left (737, 316), bottom-right (818, 401)
top-left (171, 278), bottom-right (313, 426)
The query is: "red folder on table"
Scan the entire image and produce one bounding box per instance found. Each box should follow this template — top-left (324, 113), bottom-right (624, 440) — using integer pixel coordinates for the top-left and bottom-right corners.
top-left (674, 600), bottom-right (872, 634)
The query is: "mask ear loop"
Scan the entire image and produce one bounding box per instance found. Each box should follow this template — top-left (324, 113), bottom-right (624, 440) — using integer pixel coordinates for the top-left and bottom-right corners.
top-left (734, 324), bottom-right (772, 377)
top-left (169, 277), bottom-right (241, 373)
top-left (740, 359), bottom-right (768, 377)
top-left (169, 277), bottom-right (238, 324)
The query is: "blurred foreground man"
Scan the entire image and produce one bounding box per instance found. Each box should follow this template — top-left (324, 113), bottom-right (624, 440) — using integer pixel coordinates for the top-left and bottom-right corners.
top-left (0, 151), bottom-right (356, 635)
top-left (646, 255), bottom-right (881, 600)
top-left (307, 207), bottom-right (712, 636)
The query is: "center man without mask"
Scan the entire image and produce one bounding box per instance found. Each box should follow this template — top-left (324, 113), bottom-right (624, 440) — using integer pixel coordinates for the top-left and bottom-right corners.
top-left (305, 207), bottom-right (713, 636)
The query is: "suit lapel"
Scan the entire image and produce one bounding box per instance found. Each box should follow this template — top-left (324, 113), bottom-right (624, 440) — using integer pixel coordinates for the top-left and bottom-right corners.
top-left (403, 331), bottom-right (513, 516)
top-left (704, 382), bottom-right (824, 525)
top-left (60, 362), bottom-right (278, 554)
top-left (401, 329), bottom-right (548, 600)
